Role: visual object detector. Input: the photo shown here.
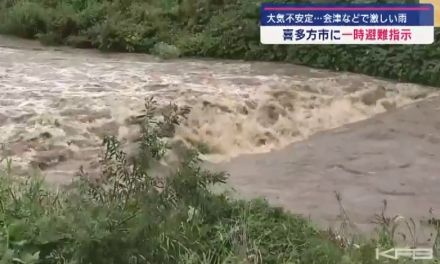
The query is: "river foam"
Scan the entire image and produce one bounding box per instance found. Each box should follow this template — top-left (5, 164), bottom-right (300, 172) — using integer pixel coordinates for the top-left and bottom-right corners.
top-left (0, 37), bottom-right (436, 182)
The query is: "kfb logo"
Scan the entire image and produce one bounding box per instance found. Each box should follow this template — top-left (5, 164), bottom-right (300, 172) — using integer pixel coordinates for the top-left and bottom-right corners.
top-left (375, 248), bottom-right (433, 260)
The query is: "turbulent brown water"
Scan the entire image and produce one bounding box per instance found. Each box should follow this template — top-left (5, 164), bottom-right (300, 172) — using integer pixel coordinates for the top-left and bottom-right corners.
top-left (0, 35), bottom-right (437, 184)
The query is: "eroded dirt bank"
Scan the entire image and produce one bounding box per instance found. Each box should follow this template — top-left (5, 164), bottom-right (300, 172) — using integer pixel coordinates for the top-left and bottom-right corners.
top-left (212, 96), bottom-right (440, 245)
top-left (0, 35), bottom-right (437, 185)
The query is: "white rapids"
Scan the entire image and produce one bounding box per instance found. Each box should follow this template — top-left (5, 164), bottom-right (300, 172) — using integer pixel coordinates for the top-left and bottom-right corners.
top-left (0, 36), bottom-right (436, 183)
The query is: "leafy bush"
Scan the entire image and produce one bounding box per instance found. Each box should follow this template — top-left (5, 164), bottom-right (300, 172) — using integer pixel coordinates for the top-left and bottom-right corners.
top-left (46, 2), bottom-right (79, 40)
top-left (151, 42), bottom-right (181, 59)
top-left (0, 1), bottom-right (47, 38)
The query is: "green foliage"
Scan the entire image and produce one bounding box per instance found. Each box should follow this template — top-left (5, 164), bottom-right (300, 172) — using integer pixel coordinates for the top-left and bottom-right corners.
top-left (0, 1), bottom-right (47, 38)
top-left (151, 42), bottom-right (181, 59)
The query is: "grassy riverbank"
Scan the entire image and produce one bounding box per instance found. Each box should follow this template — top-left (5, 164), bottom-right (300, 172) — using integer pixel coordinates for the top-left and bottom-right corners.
top-left (1, 101), bottom-right (435, 264)
top-left (0, 0), bottom-right (439, 86)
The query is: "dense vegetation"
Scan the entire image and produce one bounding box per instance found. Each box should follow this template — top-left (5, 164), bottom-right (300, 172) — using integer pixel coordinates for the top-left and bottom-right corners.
top-left (1, 100), bottom-right (435, 264)
top-left (0, 0), bottom-right (439, 86)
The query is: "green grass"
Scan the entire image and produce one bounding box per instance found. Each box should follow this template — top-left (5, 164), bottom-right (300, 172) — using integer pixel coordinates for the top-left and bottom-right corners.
top-left (0, 0), bottom-right (439, 86)
top-left (0, 99), bottom-right (439, 263)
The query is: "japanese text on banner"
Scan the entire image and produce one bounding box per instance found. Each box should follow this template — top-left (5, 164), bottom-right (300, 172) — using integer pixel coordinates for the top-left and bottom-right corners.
top-left (260, 4), bottom-right (434, 45)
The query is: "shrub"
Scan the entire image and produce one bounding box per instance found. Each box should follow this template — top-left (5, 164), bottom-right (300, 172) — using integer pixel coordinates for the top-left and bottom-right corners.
top-left (76, 0), bottom-right (107, 29)
top-left (46, 2), bottom-right (79, 40)
top-left (0, 1), bottom-right (47, 38)
top-left (65, 34), bottom-right (93, 48)
top-left (86, 18), bottom-right (139, 51)
top-left (36, 32), bottom-right (63, 45)
top-left (151, 42), bottom-right (181, 59)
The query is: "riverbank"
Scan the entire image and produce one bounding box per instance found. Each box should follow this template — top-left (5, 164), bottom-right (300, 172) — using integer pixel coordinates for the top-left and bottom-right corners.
top-left (1, 0), bottom-right (439, 87)
top-left (211, 95), bottom-right (440, 246)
